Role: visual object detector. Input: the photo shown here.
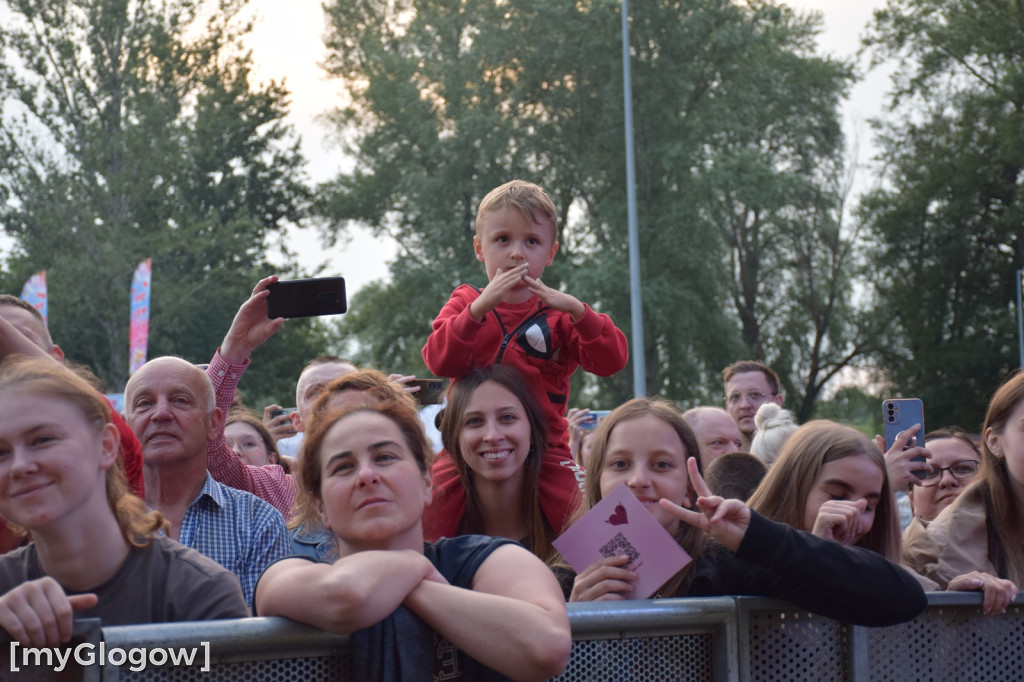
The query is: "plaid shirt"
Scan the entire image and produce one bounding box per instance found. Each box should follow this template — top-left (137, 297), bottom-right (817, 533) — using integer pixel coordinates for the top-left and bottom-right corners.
top-left (179, 474), bottom-right (290, 608)
top-left (205, 351), bottom-right (297, 516)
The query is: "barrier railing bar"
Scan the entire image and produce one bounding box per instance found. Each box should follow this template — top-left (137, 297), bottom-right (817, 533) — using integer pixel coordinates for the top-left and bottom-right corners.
top-left (568, 596), bottom-right (736, 639)
top-left (62, 591), bottom-right (1024, 681)
top-left (102, 617), bottom-right (349, 663)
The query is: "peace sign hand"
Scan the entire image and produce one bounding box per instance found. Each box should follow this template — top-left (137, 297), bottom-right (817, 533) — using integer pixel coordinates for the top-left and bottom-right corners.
top-left (658, 457), bottom-right (751, 552)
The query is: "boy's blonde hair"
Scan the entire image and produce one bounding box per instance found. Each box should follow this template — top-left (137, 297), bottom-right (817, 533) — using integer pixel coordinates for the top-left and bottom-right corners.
top-left (475, 180), bottom-right (558, 239)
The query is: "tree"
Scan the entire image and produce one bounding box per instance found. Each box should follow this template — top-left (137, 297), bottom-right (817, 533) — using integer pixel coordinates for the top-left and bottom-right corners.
top-left (319, 0), bottom-right (862, 412)
top-left (0, 0), bottom-right (325, 399)
top-left (860, 0), bottom-right (1024, 430)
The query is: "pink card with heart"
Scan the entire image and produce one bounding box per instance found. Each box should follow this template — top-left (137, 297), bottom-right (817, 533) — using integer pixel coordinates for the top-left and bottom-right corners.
top-left (553, 483), bottom-right (692, 599)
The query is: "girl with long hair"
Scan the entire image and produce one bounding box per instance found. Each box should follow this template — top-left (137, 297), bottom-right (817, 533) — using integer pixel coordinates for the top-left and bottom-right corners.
top-left (748, 420), bottom-right (901, 561)
top-left (424, 364), bottom-right (573, 561)
top-left (0, 357), bottom-right (248, 647)
top-left (904, 374), bottom-right (1024, 614)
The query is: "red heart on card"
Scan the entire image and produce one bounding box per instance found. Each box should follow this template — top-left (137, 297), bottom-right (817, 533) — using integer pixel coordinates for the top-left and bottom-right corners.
top-left (606, 503), bottom-right (628, 526)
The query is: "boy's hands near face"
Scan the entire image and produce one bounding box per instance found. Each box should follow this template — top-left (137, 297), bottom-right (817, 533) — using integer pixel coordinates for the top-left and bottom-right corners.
top-left (469, 264), bottom-right (529, 321)
top-left (525, 276), bottom-right (586, 322)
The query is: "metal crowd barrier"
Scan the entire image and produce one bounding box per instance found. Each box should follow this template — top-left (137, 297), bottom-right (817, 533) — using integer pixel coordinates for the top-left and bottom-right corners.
top-left (5, 593), bottom-right (1023, 681)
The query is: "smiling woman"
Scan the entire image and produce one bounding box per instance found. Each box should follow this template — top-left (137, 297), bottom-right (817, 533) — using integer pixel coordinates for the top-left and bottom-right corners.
top-left (0, 357), bottom-right (248, 648)
top-left (254, 400), bottom-right (571, 681)
top-left (422, 364), bottom-right (572, 562)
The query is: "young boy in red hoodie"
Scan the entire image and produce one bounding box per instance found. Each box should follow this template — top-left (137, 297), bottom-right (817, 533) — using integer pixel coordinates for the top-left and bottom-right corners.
top-left (422, 180), bottom-right (628, 539)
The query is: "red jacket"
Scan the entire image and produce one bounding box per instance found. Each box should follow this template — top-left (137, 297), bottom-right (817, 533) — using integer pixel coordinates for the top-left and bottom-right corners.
top-left (111, 406), bottom-right (145, 498)
top-left (422, 285), bottom-right (628, 448)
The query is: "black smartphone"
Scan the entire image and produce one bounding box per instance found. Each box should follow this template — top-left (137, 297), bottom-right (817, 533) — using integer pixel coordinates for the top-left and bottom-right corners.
top-left (882, 398), bottom-right (928, 478)
top-left (408, 378), bottom-right (448, 406)
top-left (266, 277), bottom-right (347, 319)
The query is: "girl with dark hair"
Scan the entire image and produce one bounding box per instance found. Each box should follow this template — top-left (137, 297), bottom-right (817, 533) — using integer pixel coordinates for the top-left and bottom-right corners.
top-left (424, 364), bottom-right (577, 561)
top-left (909, 429), bottom-right (983, 523)
top-left (226, 410), bottom-right (289, 471)
top-left (556, 398), bottom-right (927, 626)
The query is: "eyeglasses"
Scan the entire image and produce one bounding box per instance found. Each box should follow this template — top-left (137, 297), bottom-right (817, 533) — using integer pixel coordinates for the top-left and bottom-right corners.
top-left (919, 460), bottom-right (980, 487)
top-left (725, 391), bottom-right (776, 406)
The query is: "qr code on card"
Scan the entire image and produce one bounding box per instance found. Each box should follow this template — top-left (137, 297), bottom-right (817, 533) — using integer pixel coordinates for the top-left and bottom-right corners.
top-left (599, 532), bottom-right (640, 566)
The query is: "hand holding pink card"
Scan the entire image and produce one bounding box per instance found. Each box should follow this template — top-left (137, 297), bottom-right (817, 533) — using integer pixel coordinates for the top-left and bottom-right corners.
top-left (553, 483), bottom-right (692, 599)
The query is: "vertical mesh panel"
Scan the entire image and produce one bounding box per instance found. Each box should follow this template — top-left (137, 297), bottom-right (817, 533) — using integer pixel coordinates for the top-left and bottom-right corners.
top-left (865, 602), bottom-right (1024, 682)
top-left (554, 634), bottom-right (714, 682)
top-left (746, 608), bottom-right (848, 682)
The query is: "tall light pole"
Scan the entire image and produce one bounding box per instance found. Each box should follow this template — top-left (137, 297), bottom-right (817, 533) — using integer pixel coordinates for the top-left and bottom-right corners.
top-left (621, 0), bottom-right (647, 397)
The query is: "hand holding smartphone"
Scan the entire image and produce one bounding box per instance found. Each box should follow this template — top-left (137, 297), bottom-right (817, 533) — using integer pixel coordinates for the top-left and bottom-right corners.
top-left (269, 407), bottom-right (297, 420)
top-left (882, 398), bottom-right (929, 479)
top-left (578, 410), bottom-right (611, 432)
top-left (408, 379), bottom-right (448, 406)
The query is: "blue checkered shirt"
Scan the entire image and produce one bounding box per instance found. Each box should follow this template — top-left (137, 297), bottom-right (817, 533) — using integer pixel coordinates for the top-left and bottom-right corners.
top-left (178, 474), bottom-right (290, 608)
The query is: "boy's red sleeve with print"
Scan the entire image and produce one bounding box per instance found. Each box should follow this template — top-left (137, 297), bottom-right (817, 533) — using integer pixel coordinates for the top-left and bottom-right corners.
top-left (569, 305), bottom-right (629, 377)
top-left (422, 285), bottom-right (504, 378)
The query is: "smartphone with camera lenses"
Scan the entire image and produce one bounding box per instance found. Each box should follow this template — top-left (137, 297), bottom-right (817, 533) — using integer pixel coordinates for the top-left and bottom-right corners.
top-left (882, 398), bottom-right (928, 479)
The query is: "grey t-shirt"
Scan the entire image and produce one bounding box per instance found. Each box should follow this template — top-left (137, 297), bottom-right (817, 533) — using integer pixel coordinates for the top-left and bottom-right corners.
top-left (0, 536), bottom-right (249, 626)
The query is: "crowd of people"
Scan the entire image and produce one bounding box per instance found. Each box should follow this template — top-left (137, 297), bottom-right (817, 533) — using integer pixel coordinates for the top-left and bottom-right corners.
top-left (0, 180), bottom-right (1019, 679)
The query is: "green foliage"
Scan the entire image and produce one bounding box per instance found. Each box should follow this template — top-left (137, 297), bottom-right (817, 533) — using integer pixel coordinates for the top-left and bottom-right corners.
top-left (812, 385), bottom-right (884, 438)
top-left (320, 0), bottom-right (863, 412)
top-left (860, 0), bottom-right (1024, 430)
top-left (0, 0), bottom-right (320, 396)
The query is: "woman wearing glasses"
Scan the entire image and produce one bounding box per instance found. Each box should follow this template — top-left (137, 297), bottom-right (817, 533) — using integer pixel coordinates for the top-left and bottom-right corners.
top-left (906, 430), bottom-right (982, 523)
top-left (903, 377), bottom-right (1024, 614)
top-left (225, 411), bottom-right (288, 471)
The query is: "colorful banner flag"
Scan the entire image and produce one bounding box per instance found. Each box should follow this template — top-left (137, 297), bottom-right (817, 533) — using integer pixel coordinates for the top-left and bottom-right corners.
top-left (20, 271), bottom-right (47, 327)
top-left (129, 259), bottom-right (152, 375)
